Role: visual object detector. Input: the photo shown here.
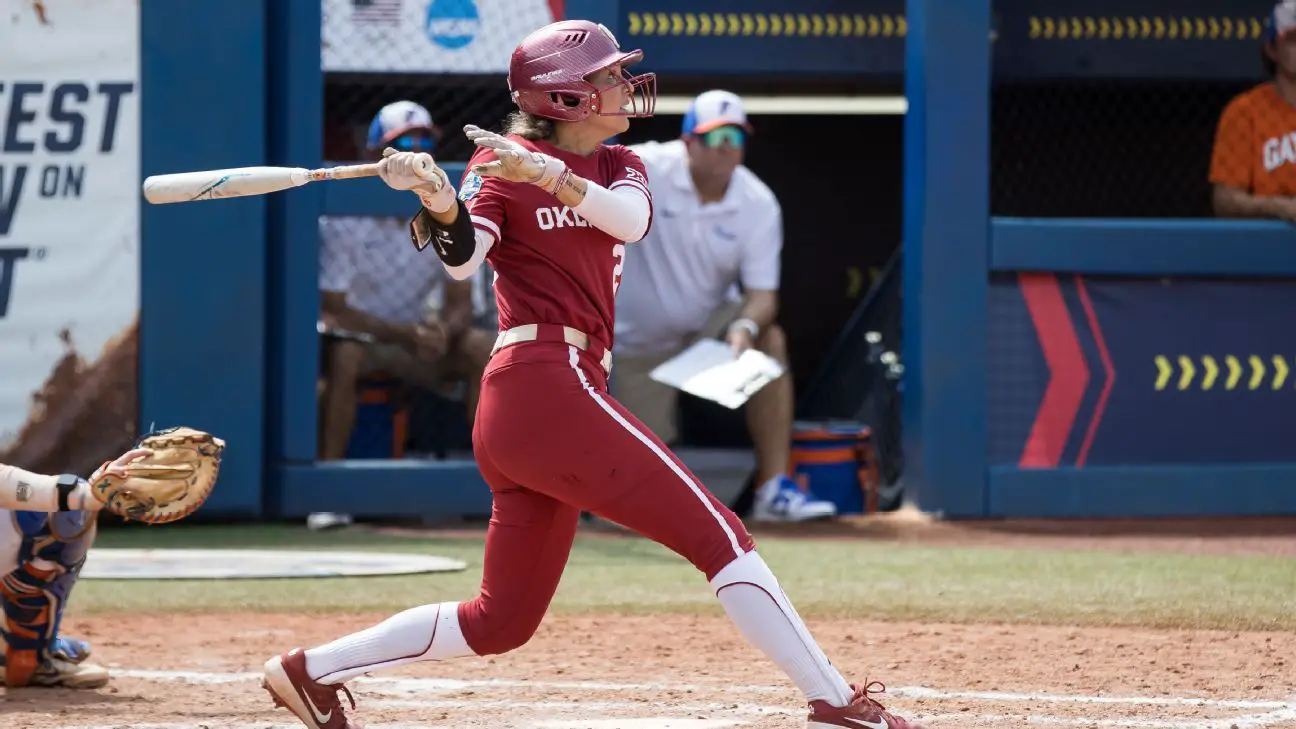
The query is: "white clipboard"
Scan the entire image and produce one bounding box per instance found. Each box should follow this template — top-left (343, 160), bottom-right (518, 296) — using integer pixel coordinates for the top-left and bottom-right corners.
top-left (648, 339), bottom-right (785, 409)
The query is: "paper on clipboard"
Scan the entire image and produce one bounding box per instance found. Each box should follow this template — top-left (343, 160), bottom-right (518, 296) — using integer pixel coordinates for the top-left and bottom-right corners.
top-left (648, 339), bottom-right (785, 409)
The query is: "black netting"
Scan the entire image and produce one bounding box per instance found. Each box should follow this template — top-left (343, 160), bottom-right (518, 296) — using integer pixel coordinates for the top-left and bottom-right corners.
top-left (794, 251), bottom-right (905, 510)
top-left (991, 80), bottom-right (1261, 218)
top-left (324, 75), bottom-right (514, 163)
top-left (320, 0), bottom-right (554, 162)
top-left (317, 2), bottom-right (543, 464)
top-left (316, 215), bottom-right (498, 463)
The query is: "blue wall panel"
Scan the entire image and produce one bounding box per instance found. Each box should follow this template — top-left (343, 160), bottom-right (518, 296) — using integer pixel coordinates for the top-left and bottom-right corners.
top-left (901, 0), bottom-right (991, 517)
top-left (988, 274), bottom-right (1296, 467)
top-left (990, 465), bottom-right (1296, 518)
top-left (265, 0), bottom-right (324, 476)
top-left (274, 461), bottom-right (490, 520)
top-left (992, 219), bottom-right (1296, 276)
top-left (140, 0), bottom-right (267, 517)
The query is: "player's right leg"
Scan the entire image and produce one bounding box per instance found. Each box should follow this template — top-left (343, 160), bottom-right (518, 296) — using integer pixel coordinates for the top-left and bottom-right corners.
top-left (481, 347), bottom-right (925, 729)
top-left (262, 445), bottom-right (580, 729)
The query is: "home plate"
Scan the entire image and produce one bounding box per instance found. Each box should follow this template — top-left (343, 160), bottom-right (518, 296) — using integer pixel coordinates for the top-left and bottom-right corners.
top-left (80, 548), bottom-right (467, 579)
top-left (528, 716), bottom-right (746, 721)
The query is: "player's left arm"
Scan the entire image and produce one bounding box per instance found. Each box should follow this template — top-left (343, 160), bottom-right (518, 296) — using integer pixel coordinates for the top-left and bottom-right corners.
top-left (0, 449), bottom-right (148, 513)
top-left (464, 126), bottom-right (652, 242)
top-left (729, 203), bottom-right (784, 343)
top-left (376, 148), bottom-right (496, 281)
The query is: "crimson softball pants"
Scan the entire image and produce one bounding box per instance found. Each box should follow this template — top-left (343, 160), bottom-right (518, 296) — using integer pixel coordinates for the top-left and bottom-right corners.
top-left (457, 342), bottom-right (756, 655)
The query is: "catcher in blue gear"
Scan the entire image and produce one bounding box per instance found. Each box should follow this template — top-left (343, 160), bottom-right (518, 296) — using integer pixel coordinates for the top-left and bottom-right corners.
top-left (0, 426), bottom-right (223, 687)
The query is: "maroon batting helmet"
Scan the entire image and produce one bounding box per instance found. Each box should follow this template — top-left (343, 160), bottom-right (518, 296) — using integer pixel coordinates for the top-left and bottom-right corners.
top-left (507, 19), bottom-right (657, 122)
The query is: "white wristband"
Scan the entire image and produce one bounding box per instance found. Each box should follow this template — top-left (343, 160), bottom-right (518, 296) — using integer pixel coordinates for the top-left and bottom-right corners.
top-left (728, 317), bottom-right (760, 339)
top-left (528, 154), bottom-right (569, 194)
top-left (416, 184), bottom-right (456, 215)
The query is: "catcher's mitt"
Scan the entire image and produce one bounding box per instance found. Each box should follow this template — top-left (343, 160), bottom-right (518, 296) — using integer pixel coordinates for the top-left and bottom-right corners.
top-left (89, 426), bottom-right (225, 524)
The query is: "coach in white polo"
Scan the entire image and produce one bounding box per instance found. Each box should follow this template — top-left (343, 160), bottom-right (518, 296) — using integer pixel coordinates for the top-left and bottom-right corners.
top-left (614, 90), bottom-right (836, 524)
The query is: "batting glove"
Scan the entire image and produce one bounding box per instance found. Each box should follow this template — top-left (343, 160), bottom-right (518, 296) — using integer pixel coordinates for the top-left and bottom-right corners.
top-left (378, 148), bottom-right (456, 213)
top-left (464, 125), bottom-right (567, 194)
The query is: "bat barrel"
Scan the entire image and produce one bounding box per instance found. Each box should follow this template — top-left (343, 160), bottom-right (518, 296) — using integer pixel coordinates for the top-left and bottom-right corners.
top-left (141, 162), bottom-right (382, 204)
top-left (141, 166), bottom-right (313, 204)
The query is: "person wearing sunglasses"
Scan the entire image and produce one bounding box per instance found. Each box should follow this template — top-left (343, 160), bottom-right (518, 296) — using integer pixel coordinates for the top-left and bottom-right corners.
top-left (311, 100), bottom-right (495, 531)
top-left (613, 90), bottom-right (837, 524)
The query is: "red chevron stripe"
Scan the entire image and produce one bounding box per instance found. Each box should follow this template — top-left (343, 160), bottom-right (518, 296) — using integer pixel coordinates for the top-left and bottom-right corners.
top-left (1073, 275), bottom-right (1113, 467)
top-left (1017, 273), bottom-right (1090, 468)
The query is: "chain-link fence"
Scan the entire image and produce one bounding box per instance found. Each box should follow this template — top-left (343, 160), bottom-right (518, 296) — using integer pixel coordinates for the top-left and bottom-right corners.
top-left (991, 80), bottom-right (1258, 218)
top-left (988, 2), bottom-right (1274, 218)
top-left (316, 214), bottom-right (498, 462)
top-left (321, 0), bottom-right (560, 163)
top-left (789, 251), bottom-right (905, 511)
top-left (317, 0), bottom-right (561, 462)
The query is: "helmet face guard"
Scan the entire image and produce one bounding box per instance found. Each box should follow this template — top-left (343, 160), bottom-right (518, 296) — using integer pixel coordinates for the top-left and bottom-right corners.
top-left (591, 56), bottom-right (657, 119)
top-left (508, 21), bottom-right (657, 122)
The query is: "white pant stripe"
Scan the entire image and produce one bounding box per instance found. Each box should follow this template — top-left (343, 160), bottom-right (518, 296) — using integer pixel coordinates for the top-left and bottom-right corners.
top-left (565, 346), bottom-right (744, 558)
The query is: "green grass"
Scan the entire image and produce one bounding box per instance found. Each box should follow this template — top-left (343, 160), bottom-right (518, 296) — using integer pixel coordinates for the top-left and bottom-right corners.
top-left (76, 524), bottom-right (1296, 631)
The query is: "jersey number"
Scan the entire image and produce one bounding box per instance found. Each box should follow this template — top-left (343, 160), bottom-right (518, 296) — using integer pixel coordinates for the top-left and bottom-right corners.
top-left (611, 243), bottom-right (626, 296)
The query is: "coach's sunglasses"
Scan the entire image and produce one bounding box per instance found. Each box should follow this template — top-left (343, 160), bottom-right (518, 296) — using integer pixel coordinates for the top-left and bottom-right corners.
top-left (391, 131), bottom-right (438, 153)
top-left (700, 125), bottom-right (746, 149)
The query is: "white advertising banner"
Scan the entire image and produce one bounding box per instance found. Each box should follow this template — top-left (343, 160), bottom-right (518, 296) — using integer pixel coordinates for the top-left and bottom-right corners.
top-left (323, 0), bottom-right (561, 73)
top-left (0, 0), bottom-right (140, 471)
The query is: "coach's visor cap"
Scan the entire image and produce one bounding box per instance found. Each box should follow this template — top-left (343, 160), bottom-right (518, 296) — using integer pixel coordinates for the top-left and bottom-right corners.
top-left (682, 90), bottom-right (754, 136)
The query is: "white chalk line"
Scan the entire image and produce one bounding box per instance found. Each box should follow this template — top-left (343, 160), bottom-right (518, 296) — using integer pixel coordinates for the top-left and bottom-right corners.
top-left (50, 669), bottom-right (1296, 729)
top-left (57, 720), bottom-right (744, 729)
top-left (895, 686), bottom-right (1296, 710)
top-left (61, 721), bottom-right (451, 726)
top-left (115, 669), bottom-right (1296, 712)
top-left (116, 668), bottom-right (784, 693)
top-left (917, 710), bottom-right (1296, 728)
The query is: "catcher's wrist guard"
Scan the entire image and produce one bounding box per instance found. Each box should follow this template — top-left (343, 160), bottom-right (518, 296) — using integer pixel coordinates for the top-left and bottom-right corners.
top-left (55, 473), bottom-right (79, 512)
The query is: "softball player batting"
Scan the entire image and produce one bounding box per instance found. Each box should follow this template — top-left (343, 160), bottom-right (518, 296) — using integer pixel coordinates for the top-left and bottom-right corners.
top-left (262, 19), bottom-right (925, 729)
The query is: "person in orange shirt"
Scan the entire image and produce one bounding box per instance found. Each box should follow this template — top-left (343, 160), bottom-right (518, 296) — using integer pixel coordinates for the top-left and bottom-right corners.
top-left (1210, 0), bottom-right (1296, 220)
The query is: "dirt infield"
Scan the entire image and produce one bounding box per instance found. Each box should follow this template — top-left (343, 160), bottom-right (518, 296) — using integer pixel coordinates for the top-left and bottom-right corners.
top-left (4, 613), bottom-right (1294, 728)
top-left (4, 516), bottom-right (1294, 728)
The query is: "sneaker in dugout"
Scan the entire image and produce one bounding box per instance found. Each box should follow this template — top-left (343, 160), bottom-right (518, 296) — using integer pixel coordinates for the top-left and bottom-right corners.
top-left (306, 512), bottom-right (354, 531)
top-left (751, 475), bottom-right (838, 523)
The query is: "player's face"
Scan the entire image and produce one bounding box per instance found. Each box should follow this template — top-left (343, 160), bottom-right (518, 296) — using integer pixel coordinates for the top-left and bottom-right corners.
top-left (1271, 34), bottom-right (1296, 76)
top-left (685, 124), bottom-right (746, 180)
top-left (589, 64), bottom-right (632, 135)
